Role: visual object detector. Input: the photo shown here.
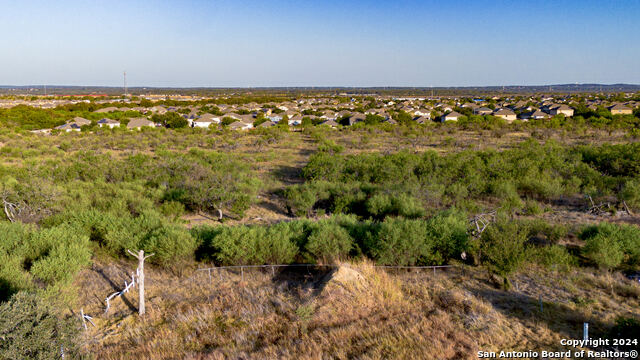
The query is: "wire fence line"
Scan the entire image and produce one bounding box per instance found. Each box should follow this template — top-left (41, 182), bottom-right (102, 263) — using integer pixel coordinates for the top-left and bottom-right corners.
top-left (193, 263), bottom-right (457, 282)
top-left (78, 263), bottom-right (456, 335)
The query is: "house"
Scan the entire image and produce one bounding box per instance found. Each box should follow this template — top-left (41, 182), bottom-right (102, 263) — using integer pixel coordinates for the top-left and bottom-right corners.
top-left (71, 117), bottom-right (91, 127)
top-left (183, 113), bottom-right (198, 126)
top-left (440, 111), bottom-right (462, 122)
top-left (258, 120), bottom-right (276, 128)
top-left (346, 113), bottom-right (366, 126)
top-left (130, 107), bottom-right (148, 113)
top-left (149, 106), bottom-right (167, 115)
top-left (474, 107), bottom-right (492, 115)
top-left (413, 116), bottom-right (430, 124)
top-left (493, 108), bottom-right (517, 122)
top-left (288, 115), bottom-right (304, 126)
top-left (226, 113), bottom-right (255, 123)
top-left (384, 118), bottom-right (398, 125)
top-left (609, 104), bottom-right (632, 115)
top-left (548, 104), bottom-right (574, 117)
top-left (30, 129), bottom-right (52, 135)
top-left (520, 109), bottom-right (548, 121)
top-left (267, 114), bottom-right (284, 123)
top-left (55, 123), bottom-right (81, 132)
top-left (192, 119), bottom-right (215, 128)
top-left (319, 119), bottom-right (339, 128)
top-left (334, 110), bottom-right (350, 119)
top-left (228, 121), bottom-right (253, 130)
top-left (436, 104), bottom-right (453, 112)
top-left (94, 106), bottom-right (119, 113)
top-left (97, 118), bottom-right (121, 128)
top-left (414, 109), bottom-right (431, 117)
top-left (127, 118), bottom-right (155, 130)
top-left (198, 113), bottom-right (221, 124)
top-left (321, 111), bottom-right (337, 120)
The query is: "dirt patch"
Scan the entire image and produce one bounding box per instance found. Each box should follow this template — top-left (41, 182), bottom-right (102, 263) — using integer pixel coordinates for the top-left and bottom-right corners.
top-left (322, 265), bottom-right (367, 291)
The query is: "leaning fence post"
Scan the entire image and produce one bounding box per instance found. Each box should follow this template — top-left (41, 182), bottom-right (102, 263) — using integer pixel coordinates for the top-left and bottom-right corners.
top-left (241, 266), bottom-right (244, 282)
top-left (208, 268), bottom-right (212, 283)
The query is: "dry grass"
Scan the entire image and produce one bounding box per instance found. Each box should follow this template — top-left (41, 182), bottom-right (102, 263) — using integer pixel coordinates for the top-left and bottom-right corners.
top-left (71, 259), bottom-right (640, 359)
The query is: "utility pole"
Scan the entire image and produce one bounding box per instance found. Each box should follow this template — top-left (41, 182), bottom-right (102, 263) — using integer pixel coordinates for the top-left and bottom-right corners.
top-left (127, 249), bottom-right (154, 315)
top-left (123, 71), bottom-right (127, 97)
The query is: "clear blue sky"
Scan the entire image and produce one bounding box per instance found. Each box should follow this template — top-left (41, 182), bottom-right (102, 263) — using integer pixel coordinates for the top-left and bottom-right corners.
top-left (1, 0), bottom-right (638, 87)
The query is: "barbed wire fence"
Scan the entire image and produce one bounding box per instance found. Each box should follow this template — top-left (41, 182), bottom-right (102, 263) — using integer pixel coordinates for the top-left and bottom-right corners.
top-left (78, 263), bottom-right (456, 331)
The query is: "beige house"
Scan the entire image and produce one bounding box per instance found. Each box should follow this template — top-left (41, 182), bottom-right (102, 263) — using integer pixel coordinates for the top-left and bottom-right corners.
top-left (548, 104), bottom-right (574, 117)
top-left (127, 118), bottom-right (155, 130)
top-left (609, 104), bottom-right (632, 115)
top-left (258, 120), bottom-right (276, 128)
top-left (228, 121), bottom-right (253, 130)
top-left (441, 111), bottom-right (462, 122)
top-left (493, 108), bottom-right (517, 122)
top-left (71, 117), bottom-right (91, 126)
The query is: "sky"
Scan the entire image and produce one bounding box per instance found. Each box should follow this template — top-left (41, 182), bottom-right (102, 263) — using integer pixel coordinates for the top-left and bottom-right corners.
top-left (0, 0), bottom-right (639, 87)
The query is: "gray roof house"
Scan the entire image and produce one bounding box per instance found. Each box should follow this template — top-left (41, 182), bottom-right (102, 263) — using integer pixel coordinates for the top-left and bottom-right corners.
top-left (319, 119), bottom-right (339, 128)
top-left (474, 107), bottom-right (493, 115)
top-left (127, 118), bottom-right (155, 130)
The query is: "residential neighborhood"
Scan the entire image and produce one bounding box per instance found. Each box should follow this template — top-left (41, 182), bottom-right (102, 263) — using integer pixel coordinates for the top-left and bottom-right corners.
top-left (11, 91), bottom-right (638, 134)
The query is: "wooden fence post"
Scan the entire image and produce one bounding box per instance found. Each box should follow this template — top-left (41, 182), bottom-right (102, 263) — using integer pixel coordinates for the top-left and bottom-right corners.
top-left (127, 249), bottom-right (154, 316)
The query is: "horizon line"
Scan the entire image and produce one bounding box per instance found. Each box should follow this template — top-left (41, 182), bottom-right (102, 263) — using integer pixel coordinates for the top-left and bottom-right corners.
top-left (1, 83), bottom-right (639, 90)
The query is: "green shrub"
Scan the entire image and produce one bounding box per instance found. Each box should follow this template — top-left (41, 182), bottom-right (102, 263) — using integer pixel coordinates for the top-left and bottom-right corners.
top-left (29, 225), bottom-right (91, 285)
top-left (283, 184), bottom-right (318, 216)
top-left (521, 219), bottom-right (568, 245)
top-left (365, 218), bottom-right (430, 266)
top-left (426, 209), bottom-right (470, 264)
top-left (159, 200), bottom-right (186, 219)
top-left (365, 193), bottom-right (425, 220)
top-left (0, 222), bottom-right (93, 299)
top-left (620, 179), bottom-right (640, 210)
top-left (197, 223), bottom-right (300, 265)
top-left (580, 223), bottom-right (640, 269)
top-left (480, 221), bottom-right (529, 289)
top-left (530, 245), bottom-right (575, 271)
top-left (138, 224), bottom-right (196, 266)
top-left (304, 220), bottom-right (353, 263)
top-left (522, 200), bottom-right (544, 215)
top-left (609, 317), bottom-right (640, 351)
top-left (261, 221), bottom-right (306, 264)
top-left (0, 292), bottom-right (79, 359)
top-left (0, 222), bottom-right (34, 300)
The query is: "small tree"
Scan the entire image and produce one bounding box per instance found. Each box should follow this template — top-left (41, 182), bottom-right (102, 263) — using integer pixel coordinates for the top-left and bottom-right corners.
top-left (480, 221), bottom-right (529, 290)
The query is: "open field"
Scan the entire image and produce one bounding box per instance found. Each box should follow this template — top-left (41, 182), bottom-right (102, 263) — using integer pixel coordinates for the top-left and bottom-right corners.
top-left (74, 260), bottom-right (639, 359)
top-left (1, 98), bottom-right (639, 359)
